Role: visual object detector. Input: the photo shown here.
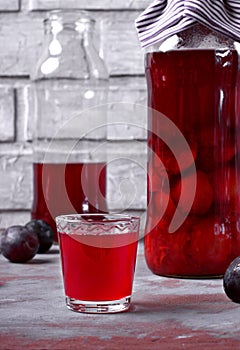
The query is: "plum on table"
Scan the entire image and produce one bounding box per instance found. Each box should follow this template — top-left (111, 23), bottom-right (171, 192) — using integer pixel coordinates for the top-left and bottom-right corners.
top-left (223, 256), bottom-right (240, 303)
top-left (25, 219), bottom-right (54, 254)
top-left (1, 225), bottom-right (39, 263)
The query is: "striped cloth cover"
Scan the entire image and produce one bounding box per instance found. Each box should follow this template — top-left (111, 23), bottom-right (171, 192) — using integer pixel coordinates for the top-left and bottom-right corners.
top-left (135, 0), bottom-right (240, 48)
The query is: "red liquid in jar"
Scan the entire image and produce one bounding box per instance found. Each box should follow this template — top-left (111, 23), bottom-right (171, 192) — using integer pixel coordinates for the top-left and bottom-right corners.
top-left (145, 49), bottom-right (240, 277)
top-left (31, 163), bottom-right (107, 241)
top-left (58, 231), bottom-right (138, 301)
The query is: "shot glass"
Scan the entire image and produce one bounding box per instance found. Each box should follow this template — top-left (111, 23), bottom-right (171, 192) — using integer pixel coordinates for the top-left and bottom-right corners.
top-left (56, 214), bottom-right (140, 313)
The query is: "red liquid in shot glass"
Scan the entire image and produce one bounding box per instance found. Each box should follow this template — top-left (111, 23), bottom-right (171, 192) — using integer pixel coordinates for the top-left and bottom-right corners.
top-left (58, 231), bottom-right (139, 301)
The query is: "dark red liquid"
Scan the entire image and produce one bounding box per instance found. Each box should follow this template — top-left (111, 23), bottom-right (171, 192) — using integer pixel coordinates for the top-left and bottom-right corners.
top-left (31, 163), bottom-right (107, 241)
top-left (145, 49), bottom-right (240, 277)
top-left (58, 231), bottom-right (138, 301)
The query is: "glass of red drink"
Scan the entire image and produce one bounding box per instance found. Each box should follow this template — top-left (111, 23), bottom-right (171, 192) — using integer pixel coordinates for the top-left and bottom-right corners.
top-left (56, 214), bottom-right (140, 313)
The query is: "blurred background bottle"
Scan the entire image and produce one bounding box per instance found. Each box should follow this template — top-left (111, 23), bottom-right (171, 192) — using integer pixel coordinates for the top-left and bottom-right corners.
top-left (31, 10), bottom-right (109, 241)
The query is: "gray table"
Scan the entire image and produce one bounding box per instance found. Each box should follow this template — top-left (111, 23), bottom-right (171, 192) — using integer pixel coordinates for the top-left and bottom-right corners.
top-left (1, 242), bottom-right (240, 349)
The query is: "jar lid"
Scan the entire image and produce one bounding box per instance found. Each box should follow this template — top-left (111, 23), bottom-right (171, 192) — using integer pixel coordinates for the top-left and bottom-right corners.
top-left (135, 0), bottom-right (240, 48)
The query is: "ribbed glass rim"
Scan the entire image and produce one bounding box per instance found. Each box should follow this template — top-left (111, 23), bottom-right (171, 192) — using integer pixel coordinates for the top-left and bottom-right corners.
top-left (56, 213), bottom-right (139, 225)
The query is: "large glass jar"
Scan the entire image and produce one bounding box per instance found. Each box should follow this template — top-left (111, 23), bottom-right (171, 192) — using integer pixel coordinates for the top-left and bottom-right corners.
top-left (145, 24), bottom-right (240, 277)
top-left (31, 10), bottom-right (109, 241)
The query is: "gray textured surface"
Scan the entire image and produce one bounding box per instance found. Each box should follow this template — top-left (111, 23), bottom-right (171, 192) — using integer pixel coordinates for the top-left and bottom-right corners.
top-left (28, 0), bottom-right (149, 10)
top-left (0, 0), bottom-right (19, 10)
top-left (1, 243), bottom-right (240, 349)
top-left (0, 87), bottom-right (15, 141)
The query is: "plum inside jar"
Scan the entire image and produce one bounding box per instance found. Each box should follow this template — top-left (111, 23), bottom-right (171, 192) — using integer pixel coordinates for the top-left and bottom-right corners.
top-left (145, 49), bottom-right (240, 277)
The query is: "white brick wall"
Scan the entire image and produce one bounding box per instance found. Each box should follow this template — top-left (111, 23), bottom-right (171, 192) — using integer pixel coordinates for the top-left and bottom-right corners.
top-left (0, 0), bottom-right (19, 10)
top-left (28, 0), bottom-right (149, 10)
top-left (0, 87), bottom-right (15, 141)
top-left (0, 12), bottom-right (144, 76)
top-left (0, 0), bottom-right (148, 228)
top-left (0, 144), bottom-right (32, 210)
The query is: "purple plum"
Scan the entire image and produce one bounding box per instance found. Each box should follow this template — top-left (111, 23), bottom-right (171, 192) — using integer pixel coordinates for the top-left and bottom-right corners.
top-left (1, 225), bottom-right (39, 263)
top-left (25, 220), bottom-right (54, 253)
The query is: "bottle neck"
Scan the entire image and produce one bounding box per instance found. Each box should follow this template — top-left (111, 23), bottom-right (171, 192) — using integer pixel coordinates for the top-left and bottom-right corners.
top-left (178, 23), bottom-right (235, 50)
top-left (44, 10), bottom-right (95, 33)
top-left (146, 23), bottom-right (236, 53)
top-left (45, 15), bottom-right (95, 44)
top-left (32, 10), bottom-right (108, 80)
top-left (43, 10), bottom-right (96, 57)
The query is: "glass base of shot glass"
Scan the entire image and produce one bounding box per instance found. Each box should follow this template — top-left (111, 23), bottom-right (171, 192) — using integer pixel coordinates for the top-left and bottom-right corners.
top-left (66, 296), bottom-right (131, 314)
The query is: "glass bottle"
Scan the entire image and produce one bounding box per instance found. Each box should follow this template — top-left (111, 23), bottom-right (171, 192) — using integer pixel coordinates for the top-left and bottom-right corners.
top-left (31, 10), bottom-right (109, 241)
top-left (145, 24), bottom-right (240, 277)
